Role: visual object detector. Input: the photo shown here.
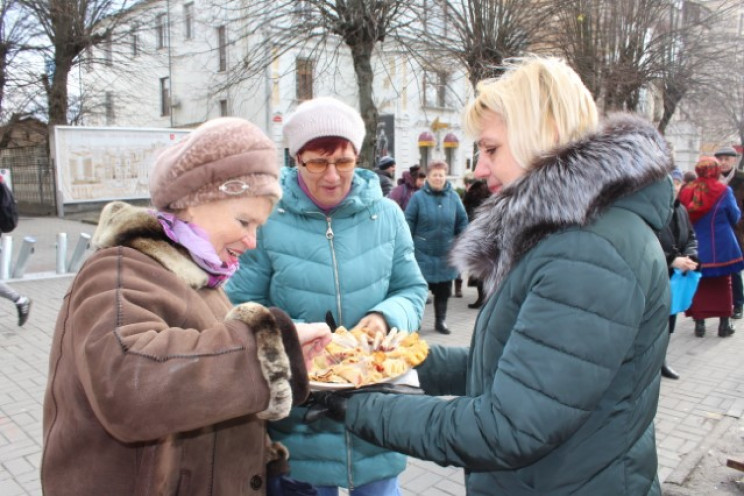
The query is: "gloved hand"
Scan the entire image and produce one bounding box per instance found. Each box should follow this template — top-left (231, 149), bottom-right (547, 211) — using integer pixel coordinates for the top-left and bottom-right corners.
top-left (306, 391), bottom-right (349, 423)
top-left (303, 383), bottom-right (424, 423)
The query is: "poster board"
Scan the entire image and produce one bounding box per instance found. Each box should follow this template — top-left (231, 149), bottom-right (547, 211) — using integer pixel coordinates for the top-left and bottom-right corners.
top-left (53, 126), bottom-right (191, 206)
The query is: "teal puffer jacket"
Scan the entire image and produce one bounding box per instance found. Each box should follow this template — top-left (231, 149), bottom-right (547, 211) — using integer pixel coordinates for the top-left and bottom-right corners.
top-left (225, 166), bottom-right (427, 488)
top-left (406, 181), bottom-right (468, 283)
top-left (341, 115), bottom-right (674, 495)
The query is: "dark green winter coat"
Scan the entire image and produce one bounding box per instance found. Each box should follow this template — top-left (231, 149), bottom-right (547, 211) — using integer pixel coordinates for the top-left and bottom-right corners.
top-left (342, 115), bottom-right (674, 495)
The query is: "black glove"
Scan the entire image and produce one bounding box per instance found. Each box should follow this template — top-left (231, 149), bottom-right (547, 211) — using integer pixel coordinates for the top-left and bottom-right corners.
top-left (303, 383), bottom-right (424, 423)
top-left (305, 391), bottom-right (349, 423)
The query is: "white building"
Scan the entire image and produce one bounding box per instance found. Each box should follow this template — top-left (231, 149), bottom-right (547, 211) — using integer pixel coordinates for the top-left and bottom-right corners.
top-left (80, 0), bottom-right (475, 182)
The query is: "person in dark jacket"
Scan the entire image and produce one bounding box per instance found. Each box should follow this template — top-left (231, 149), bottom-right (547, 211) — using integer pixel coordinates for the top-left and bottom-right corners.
top-left (680, 156), bottom-right (744, 337)
top-left (461, 173), bottom-right (491, 308)
top-left (309, 56), bottom-right (674, 496)
top-left (375, 156), bottom-right (396, 196)
top-left (0, 176), bottom-right (31, 326)
top-left (388, 165), bottom-right (425, 210)
top-left (405, 160), bottom-right (468, 334)
top-left (715, 146), bottom-right (744, 318)
top-left (657, 168), bottom-right (699, 379)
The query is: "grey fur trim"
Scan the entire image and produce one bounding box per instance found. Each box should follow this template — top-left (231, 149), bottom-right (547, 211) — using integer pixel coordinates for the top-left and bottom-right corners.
top-left (451, 113), bottom-right (673, 296)
top-left (226, 302), bottom-right (293, 420)
top-left (93, 201), bottom-right (209, 289)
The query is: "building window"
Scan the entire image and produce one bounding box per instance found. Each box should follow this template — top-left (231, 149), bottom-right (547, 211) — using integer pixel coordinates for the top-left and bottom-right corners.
top-left (160, 77), bottom-right (170, 116)
top-left (217, 26), bottom-right (227, 72)
top-left (184, 3), bottom-right (193, 40)
top-left (131, 32), bottom-right (139, 57)
top-left (105, 92), bottom-right (115, 124)
top-left (156, 13), bottom-right (166, 49)
top-left (296, 58), bottom-right (313, 101)
top-left (219, 99), bottom-right (228, 116)
top-left (104, 32), bottom-right (113, 66)
top-left (423, 70), bottom-right (448, 108)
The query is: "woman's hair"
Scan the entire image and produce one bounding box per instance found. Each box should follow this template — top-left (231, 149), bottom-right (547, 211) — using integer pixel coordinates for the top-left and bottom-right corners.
top-left (426, 160), bottom-right (449, 174)
top-left (464, 56), bottom-right (598, 170)
top-left (297, 136), bottom-right (353, 156)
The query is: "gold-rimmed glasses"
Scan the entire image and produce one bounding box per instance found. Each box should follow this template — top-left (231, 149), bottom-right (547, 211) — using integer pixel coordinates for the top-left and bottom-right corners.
top-left (298, 157), bottom-right (357, 174)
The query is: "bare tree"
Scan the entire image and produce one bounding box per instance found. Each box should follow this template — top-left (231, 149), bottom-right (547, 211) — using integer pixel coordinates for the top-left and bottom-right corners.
top-left (17, 0), bottom-right (131, 125)
top-left (654, 1), bottom-right (738, 134)
top-left (209, 0), bottom-right (416, 168)
top-left (689, 27), bottom-right (744, 147)
top-left (551, 0), bottom-right (677, 113)
top-left (0, 0), bottom-right (40, 119)
top-left (550, 0), bottom-right (738, 128)
top-left (409, 0), bottom-right (555, 90)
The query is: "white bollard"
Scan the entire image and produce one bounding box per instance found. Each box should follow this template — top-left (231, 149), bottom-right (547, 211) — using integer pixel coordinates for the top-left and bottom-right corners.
top-left (1, 235), bottom-right (12, 280)
top-left (67, 233), bottom-right (91, 273)
top-left (56, 233), bottom-right (68, 274)
top-left (12, 237), bottom-right (36, 279)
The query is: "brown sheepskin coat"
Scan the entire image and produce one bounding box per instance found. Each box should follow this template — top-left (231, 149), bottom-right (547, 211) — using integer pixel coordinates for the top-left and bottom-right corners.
top-left (41, 201), bottom-right (308, 496)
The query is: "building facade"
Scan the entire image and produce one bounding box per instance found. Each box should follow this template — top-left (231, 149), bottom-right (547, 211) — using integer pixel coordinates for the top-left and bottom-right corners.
top-left (80, 0), bottom-right (475, 183)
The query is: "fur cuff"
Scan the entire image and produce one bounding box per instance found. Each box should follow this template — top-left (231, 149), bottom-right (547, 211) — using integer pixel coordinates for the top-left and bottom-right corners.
top-left (269, 307), bottom-right (310, 406)
top-left (225, 303), bottom-right (292, 420)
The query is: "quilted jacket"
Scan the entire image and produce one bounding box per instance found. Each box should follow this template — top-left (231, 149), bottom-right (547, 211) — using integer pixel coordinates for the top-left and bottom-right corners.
top-left (343, 114), bottom-right (674, 495)
top-left (225, 166), bottom-right (427, 488)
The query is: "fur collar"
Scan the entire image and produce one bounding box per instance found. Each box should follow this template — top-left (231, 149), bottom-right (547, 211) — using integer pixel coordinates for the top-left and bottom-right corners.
top-left (92, 201), bottom-right (209, 289)
top-left (452, 113), bottom-right (673, 296)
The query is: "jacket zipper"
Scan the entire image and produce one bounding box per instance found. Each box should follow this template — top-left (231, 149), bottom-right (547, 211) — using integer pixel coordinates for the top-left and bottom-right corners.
top-left (326, 217), bottom-right (353, 488)
top-left (345, 430), bottom-right (354, 490)
top-left (326, 217), bottom-right (343, 324)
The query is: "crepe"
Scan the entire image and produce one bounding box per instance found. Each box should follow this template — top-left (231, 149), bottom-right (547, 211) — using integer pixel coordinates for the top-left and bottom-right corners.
top-left (309, 327), bottom-right (429, 388)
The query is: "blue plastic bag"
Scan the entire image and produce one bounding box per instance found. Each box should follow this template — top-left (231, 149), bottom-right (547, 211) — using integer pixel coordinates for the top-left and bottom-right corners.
top-left (669, 269), bottom-right (702, 315)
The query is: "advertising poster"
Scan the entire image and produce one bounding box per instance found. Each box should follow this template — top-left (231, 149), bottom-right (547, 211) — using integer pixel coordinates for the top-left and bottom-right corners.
top-left (54, 126), bottom-right (190, 204)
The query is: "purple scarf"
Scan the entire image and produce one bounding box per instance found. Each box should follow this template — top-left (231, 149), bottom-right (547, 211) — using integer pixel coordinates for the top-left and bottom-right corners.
top-left (155, 211), bottom-right (238, 288)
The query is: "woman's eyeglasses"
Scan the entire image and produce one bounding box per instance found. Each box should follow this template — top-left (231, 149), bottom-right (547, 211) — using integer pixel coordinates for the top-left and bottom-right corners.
top-left (299, 157), bottom-right (357, 174)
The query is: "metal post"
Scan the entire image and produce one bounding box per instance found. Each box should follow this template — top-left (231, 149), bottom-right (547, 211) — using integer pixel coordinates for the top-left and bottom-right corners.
top-left (67, 233), bottom-right (91, 273)
top-left (12, 237), bottom-right (36, 279)
top-left (1, 236), bottom-right (12, 280)
top-left (56, 233), bottom-right (68, 274)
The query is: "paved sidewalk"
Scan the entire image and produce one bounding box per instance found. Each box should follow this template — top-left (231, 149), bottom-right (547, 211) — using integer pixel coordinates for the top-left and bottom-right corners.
top-left (1, 216), bottom-right (743, 495)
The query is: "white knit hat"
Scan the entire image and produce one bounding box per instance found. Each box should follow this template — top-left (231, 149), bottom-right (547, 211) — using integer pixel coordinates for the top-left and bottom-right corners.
top-left (283, 97), bottom-right (366, 156)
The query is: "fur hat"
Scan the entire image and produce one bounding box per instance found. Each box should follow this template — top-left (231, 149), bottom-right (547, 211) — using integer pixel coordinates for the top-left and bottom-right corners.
top-left (714, 146), bottom-right (739, 157)
top-left (283, 97), bottom-right (365, 156)
top-left (150, 117), bottom-right (282, 211)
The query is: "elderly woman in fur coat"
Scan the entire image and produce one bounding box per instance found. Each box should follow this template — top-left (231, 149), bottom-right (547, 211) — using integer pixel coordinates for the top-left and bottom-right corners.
top-left (41, 118), bottom-right (331, 496)
top-left (310, 57), bottom-right (674, 495)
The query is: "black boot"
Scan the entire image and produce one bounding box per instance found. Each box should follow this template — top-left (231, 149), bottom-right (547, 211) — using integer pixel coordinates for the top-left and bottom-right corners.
top-left (694, 320), bottom-right (705, 337)
top-left (468, 284), bottom-right (484, 309)
top-left (718, 317), bottom-right (735, 338)
top-left (661, 362), bottom-right (679, 380)
top-left (434, 296), bottom-right (450, 334)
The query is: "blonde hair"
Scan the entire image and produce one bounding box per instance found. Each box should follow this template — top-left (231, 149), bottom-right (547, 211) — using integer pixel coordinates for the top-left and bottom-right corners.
top-left (464, 56), bottom-right (598, 170)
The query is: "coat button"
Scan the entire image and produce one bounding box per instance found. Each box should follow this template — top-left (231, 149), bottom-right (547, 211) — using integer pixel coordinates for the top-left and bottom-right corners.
top-left (250, 475), bottom-right (263, 490)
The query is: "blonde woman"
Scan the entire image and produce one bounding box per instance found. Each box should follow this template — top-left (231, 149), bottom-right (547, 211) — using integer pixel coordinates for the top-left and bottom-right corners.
top-left (309, 57), bottom-right (674, 495)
